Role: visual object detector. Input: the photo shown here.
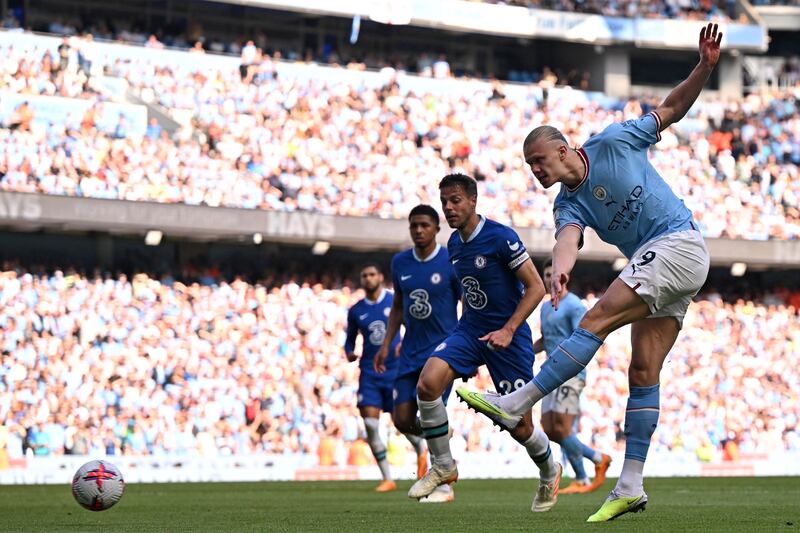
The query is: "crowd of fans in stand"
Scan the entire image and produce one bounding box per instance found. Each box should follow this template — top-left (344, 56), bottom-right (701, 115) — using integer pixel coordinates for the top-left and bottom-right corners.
top-left (0, 264), bottom-right (798, 467)
top-left (0, 40), bottom-right (798, 240)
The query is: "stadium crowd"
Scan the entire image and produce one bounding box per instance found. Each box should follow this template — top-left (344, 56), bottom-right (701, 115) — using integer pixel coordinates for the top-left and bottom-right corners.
top-left (0, 41), bottom-right (798, 240)
top-left (0, 265), bottom-right (798, 467)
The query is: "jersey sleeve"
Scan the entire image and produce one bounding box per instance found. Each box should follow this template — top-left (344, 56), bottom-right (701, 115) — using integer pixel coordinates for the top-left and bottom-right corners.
top-left (390, 255), bottom-right (402, 297)
top-left (344, 307), bottom-right (359, 354)
top-left (602, 111), bottom-right (662, 150)
top-left (553, 197), bottom-right (585, 249)
top-left (498, 226), bottom-right (531, 272)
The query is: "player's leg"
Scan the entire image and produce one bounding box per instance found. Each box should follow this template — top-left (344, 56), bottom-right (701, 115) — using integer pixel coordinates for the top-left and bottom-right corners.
top-left (360, 405), bottom-right (395, 491)
top-left (587, 316), bottom-right (679, 522)
top-left (358, 373), bottom-right (396, 492)
top-left (483, 279), bottom-right (650, 419)
top-left (615, 316), bottom-right (679, 497)
top-left (392, 372), bottom-right (427, 479)
top-left (482, 336), bottom-right (561, 512)
top-left (410, 333), bottom-right (481, 499)
top-left (407, 355), bottom-right (461, 499)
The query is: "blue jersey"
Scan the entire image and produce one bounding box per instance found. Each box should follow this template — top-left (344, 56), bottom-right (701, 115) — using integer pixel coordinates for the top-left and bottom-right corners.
top-left (447, 216), bottom-right (532, 337)
top-left (554, 112), bottom-right (696, 259)
top-left (345, 289), bottom-right (401, 379)
top-left (391, 244), bottom-right (461, 375)
top-left (540, 292), bottom-right (587, 379)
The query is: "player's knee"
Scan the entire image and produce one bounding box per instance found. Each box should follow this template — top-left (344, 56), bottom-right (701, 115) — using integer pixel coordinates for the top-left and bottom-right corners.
top-left (416, 375), bottom-right (441, 402)
top-left (393, 413), bottom-right (414, 434)
top-left (546, 425), bottom-right (568, 443)
top-left (579, 306), bottom-right (611, 336)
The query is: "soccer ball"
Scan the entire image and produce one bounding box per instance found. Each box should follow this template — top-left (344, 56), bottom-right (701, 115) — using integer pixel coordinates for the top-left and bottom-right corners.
top-left (71, 460), bottom-right (125, 511)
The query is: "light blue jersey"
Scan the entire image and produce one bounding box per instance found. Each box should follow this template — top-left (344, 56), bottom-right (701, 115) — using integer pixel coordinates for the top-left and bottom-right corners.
top-left (554, 112), bottom-right (697, 259)
top-left (540, 292), bottom-right (587, 379)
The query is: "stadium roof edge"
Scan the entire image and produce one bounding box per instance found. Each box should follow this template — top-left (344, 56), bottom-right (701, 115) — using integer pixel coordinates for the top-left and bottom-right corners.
top-left (207, 0), bottom-right (768, 52)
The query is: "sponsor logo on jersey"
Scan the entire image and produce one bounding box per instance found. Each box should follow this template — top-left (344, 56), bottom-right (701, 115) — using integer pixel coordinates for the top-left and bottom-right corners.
top-left (359, 313), bottom-right (368, 320)
top-left (401, 274), bottom-right (412, 281)
top-left (507, 240), bottom-right (520, 251)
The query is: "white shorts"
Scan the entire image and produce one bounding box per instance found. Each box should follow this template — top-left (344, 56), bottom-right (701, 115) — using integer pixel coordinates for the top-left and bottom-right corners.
top-left (618, 229), bottom-right (710, 326)
top-left (541, 375), bottom-right (585, 416)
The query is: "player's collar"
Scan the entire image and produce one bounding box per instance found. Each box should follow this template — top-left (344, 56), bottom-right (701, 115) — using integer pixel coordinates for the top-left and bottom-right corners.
top-left (566, 148), bottom-right (590, 193)
top-left (413, 243), bottom-right (442, 263)
top-left (365, 288), bottom-right (387, 305)
top-left (460, 215), bottom-right (486, 243)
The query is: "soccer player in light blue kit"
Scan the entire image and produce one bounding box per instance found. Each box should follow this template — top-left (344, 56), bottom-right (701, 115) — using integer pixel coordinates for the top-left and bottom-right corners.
top-left (536, 259), bottom-right (611, 495)
top-left (374, 204), bottom-right (461, 503)
top-left (459, 23), bottom-right (721, 522)
top-left (344, 262), bottom-right (403, 492)
top-left (408, 174), bottom-right (562, 513)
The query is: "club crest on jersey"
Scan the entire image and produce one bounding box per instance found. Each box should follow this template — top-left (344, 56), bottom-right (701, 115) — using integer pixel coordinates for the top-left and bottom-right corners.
top-left (384, 308), bottom-right (391, 317)
top-left (474, 255), bottom-right (487, 269)
top-left (430, 273), bottom-right (442, 284)
top-left (593, 186), bottom-right (607, 201)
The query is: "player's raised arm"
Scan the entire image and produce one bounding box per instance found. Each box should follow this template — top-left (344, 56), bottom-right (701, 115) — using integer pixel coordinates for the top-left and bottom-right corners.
top-left (654, 22), bottom-right (722, 132)
top-left (551, 225), bottom-right (581, 310)
top-left (374, 288), bottom-right (404, 373)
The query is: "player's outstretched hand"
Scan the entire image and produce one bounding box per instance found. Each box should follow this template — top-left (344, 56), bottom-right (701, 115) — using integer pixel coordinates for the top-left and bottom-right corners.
top-left (479, 327), bottom-right (514, 351)
top-left (373, 346), bottom-right (388, 373)
top-left (550, 271), bottom-right (569, 310)
top-left (699, 22), bottom-right (722, 68)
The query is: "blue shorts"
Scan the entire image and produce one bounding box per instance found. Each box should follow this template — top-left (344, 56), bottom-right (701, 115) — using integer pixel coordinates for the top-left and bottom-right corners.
top-left (357, 372), bottom-right (395, 412)
top-left (393, 367), bottom-right (453, 407)
top-left (431, 328), bottom-right (534, 395)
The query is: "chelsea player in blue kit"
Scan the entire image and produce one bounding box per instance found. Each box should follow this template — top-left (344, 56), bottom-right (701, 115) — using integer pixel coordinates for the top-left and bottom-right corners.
top-left (460, 23), bottom-right (722, 521)
top-left (408, 174), bottom-right (562, 513)
top-left (345, 263), bottom-right (404, 492)
top-left (374, 204), bottom-right (461, 503)
top-left (536, 260), bottom-right (611, 495)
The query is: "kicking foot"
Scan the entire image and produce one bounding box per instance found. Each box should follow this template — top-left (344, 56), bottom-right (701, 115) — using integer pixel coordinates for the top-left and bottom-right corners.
top-left (586, 490), bottom-right (648, 522)
top-left (408, 462), bottom-right (458, 499)
top-left (418, 483), bottom-right (454, 503)
top-left (455, 389), bottom-right (521, 431)
top-left (531, 463), bottom-right (562, 512)
top-left (375, 480), bottom-right (397, 493)
top-left (589, 453), bottom-right (612, 490)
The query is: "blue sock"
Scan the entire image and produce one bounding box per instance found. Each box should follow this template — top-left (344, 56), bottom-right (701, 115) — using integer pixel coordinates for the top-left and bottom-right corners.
top-left (624, 384), bottom-right (660, 461)
top-left (580, 441), bottom-right (601, 463)
top-left (532, 328), bottom-right (603, 396)
top-left (560, 434), bottom-right (588, 480)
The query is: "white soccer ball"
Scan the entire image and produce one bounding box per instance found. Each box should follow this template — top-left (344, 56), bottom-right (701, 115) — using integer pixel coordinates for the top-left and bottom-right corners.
top-left (71, 460), bottom-right (125, 511)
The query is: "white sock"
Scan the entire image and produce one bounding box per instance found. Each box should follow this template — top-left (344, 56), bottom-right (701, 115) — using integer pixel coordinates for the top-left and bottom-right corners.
top-left (523, 426), bottom-right (558, 481)
top-left (364, 417), bottom-right (392, 481)
top-left (614, 458), bottom-right (645, 497)
top-left (497, 380), bottom-right (546, 416)
top-left (418, 396), bottom-right (454, 469)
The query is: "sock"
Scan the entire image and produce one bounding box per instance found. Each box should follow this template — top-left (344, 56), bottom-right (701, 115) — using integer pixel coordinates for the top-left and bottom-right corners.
top-left (500, 328), bottom-right (603, 415)
top-left (615, 384), bottom-right (660, 496)
top-left (615, 458), bottom-right (645, 497)
top-left (523, 426), bottom-right (558, 481)
top-left (581, 441), bottom-right (603, 463)
top-left (364, 417), bottom-right (391, 481)
top-left (560, 434), bottom-right (588, 481)
top-left (417, 396), bottom-right (454, 469)
top-left (404, 432), bottom-right (425, 455)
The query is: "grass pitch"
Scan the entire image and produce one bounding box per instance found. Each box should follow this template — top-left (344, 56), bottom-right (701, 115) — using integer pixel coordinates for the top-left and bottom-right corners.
top-left (1, 477), bottom-right (797, 532)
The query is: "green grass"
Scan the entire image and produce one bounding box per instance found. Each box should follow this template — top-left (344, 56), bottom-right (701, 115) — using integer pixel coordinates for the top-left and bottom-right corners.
top-left (1, 477), bottom-right (798, 532)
